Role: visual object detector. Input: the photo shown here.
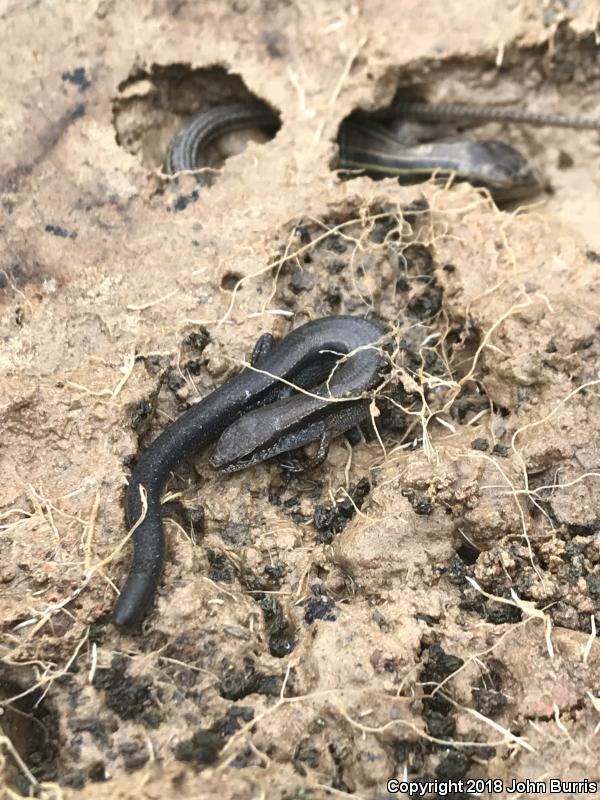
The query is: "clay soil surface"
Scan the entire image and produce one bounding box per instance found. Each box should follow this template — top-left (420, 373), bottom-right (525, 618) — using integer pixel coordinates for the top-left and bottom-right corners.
top-left (1, 2), bottom-right (600, 799)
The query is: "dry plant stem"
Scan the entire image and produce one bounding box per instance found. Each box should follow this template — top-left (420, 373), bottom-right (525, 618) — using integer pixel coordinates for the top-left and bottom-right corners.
top-left (0, 491), bottom-right (149, 711)
top-left (511, 378), bottom-right (600, 493)
top-left (334, 701), bottom-right (532, 751)
top-left (215, 662), bottom-right (515, 772)
top-left (465, 451), bottom-right (542, 584)
top-left (443, 695), bottom-right (535, 753)
top-left (126, 287), bottom-right (179, 311)
top-left (425, 614), bottom-right (551, 700)
top-left (378, 290), bottom-right (559, 584)
top-left (0, 729), bottom-right (39, 792)
top-left (582, 616), bottom-right (597, 664)
top-left (0, 628), bottom-right (89, 708)
top-left (64, 350), bottom-right (136, 400)
top-left (466, 577), bottom-right (555, 657)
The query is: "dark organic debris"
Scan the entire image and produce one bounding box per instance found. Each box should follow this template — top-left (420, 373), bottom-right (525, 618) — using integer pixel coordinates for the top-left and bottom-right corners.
top-left (173, 729), bottom-right (223, 765)
top-left (172, 190), bottom-right (199, 212)
top-left (93, 655), bottom-right (161, 728)
top-left (219, 659), bottom-right (281, 701)
top-left (61, 67), bottom-right (92, 91)
top-left (313, 477), bottom-right (370, 543)
top-left (45, 224), bottom-right (77, 239)
top-left (303, 584), bottom-right (337, 624)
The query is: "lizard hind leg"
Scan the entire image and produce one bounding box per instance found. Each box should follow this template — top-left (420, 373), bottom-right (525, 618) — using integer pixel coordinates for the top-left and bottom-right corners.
top-left (279, 429), bottom-right (332, 473)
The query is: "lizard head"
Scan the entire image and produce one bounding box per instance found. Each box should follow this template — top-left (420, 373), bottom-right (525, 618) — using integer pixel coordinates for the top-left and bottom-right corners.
top-left (210, 407), bottom-right (285, 473)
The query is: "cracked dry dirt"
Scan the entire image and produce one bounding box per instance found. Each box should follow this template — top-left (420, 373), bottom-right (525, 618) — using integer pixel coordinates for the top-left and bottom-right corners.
top-left (1, 2), bottom-right (600, 799)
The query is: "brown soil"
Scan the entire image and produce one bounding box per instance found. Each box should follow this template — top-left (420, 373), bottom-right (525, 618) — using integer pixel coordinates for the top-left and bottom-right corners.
top-left (1, 2), bottom-right (600, 799)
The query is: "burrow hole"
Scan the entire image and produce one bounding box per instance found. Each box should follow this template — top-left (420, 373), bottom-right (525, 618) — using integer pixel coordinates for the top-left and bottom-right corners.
top-left (0, 672), bottom-right (60, 793)
top-left (113, 64), bottom-right (281, 174)
top-left (332, 30), bottom-right (600, 206)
